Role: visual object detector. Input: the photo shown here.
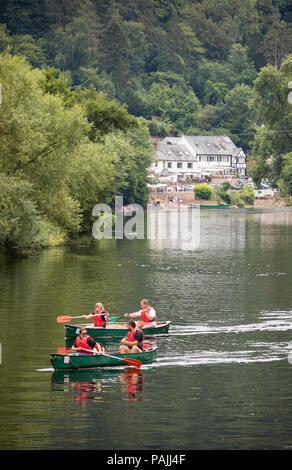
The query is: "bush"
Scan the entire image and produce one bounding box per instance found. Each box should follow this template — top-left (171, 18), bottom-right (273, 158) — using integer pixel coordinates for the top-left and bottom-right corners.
top-left (194, 184), bottom-right (213, 200)
top-left (230, 191), bottom-right (245, 208)
top-left (221, 181), bottom-right (231, 191)
top-left (240, 185), bottom-right (255, 204)
top-left (217, 189), bottom-right (231, 204)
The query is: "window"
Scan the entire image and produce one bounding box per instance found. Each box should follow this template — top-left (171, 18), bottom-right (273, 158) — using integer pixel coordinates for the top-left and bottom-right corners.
top-left (168, 162), bottom-right (172, 168)
top-left (187, 163), bottom-right (193, 169)
top-left (177, 162), bottom-right (182, 169)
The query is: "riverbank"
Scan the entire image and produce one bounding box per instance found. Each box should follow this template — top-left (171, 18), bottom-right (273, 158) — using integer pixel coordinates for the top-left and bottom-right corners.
top-left (148, 191), bottom-right (291, 209)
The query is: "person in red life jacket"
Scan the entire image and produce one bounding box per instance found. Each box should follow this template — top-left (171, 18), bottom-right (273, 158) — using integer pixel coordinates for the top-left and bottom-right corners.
top-left (124, 299), bottom-right (157, 329)
top-left (119, 320), bottom-right (144, 354)
top-left (83, 302), bottom-right (109, 328)
top-left (71, 328), bottom-right (104, 355)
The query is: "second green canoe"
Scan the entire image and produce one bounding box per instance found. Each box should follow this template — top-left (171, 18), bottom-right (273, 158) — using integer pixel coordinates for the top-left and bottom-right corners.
top-left (50, 347), bottom-right (157, 370)
top-left (65, 321), bottom-right (171, 339)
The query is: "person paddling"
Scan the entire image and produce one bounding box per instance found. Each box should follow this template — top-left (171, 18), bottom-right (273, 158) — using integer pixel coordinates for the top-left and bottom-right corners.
top-left (119, 320), bottom-right (144, 354)
top-left (124, 299), bottom-right (157, 328)
top-left (71, 328), bottom-right (104, 355)
top-left (83, 302), bottom-right (109, 328)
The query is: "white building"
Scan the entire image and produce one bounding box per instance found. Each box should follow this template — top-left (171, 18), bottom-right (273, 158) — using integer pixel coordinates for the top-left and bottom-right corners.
top-left (151, 135), bottom-right (247, 179)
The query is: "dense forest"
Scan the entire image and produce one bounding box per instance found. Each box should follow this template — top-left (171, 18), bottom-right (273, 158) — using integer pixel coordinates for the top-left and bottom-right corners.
top-left (0, 0), bottom-right (292, 255)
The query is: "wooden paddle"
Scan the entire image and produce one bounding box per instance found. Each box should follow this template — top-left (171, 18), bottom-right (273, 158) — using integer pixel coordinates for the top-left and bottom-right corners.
top-left (79, 348), bottom-right (142, 368)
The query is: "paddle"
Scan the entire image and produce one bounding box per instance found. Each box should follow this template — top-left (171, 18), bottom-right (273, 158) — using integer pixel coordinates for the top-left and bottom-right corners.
top-left (57, 313), bottom-right (108, 324)
top-left (109, 315), bottom-right (125, 323)
top-left (79, 348), bottom-right (142, 368)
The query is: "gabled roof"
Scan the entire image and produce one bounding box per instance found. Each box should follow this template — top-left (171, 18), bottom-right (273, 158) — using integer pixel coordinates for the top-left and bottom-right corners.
top-left (156, 135), bottom-right (245, 160)
top-left (156, 144), bottom-right (195, 162)
top-left (182, 136), bottom-right (241, 155)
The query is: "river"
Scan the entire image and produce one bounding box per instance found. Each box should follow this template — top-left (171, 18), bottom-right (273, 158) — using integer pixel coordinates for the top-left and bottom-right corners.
top-left (0, 208), bottom-right (291, 449)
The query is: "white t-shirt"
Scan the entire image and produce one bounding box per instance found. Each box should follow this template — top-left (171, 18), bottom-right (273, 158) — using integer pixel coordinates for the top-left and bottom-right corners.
top-left (138, 307), bottom-right (156, 324)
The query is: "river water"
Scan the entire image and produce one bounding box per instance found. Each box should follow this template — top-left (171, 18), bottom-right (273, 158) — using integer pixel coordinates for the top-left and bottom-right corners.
top-left (0, 209), bottom-right (291, 449)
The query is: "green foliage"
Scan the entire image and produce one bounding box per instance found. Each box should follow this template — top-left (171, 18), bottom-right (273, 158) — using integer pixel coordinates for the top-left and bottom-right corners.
top-left (194, 184), bottom-right (213, 200)
top-left (229, 185), bottom-right (255, 207)
top-left (0, 173), bottom-right (65, 256)
top-left (141, 117), bottom-right (173, 137)
top-left (279, 153), bottom-right (292, 196)
top-left (249, 54), bottom-right (292, 192)
top-left (215, 188), bottom-right (231, 204)
top-left (240, 185), bottom-right (255, 204)
top-left (78, 85), bottom-right (138, 140)
top-left (229, 191), bottom-right (246, 208)
top-left (0, 0), bottom-right (290, 150)
top-left (221, 181), bottom-right (231, 191)
top-left (0, 51), bottom-right (153, 255)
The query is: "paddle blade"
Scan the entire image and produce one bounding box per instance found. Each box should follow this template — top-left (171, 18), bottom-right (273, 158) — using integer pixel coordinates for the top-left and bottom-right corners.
top-left (109, 315), bottom-right (123, 323)
top-left (57, 347), bottom-right (72, 355)
top-left (122, 358), bottom-right (142, 368)
top-left (57, 315), bottom-right (73, 323)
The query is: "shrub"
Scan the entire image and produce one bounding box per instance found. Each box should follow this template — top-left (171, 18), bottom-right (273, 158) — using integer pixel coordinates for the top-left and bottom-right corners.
top-left (194, 183), bottom-right (213, 200)
top-left (221, 181), bottom-right (231, 191)
top-left (240, 185), bottom-right (255, 204)
top-left (230, 191), bottom-right (245, 208)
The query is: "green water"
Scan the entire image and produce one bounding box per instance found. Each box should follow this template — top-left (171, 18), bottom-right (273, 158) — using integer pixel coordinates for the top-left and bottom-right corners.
top-left (0, 209), bottom-right (291, 449)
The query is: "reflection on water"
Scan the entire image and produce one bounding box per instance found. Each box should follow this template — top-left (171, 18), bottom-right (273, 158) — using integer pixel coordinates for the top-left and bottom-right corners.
top-left (0, 209), bottom-right (292, 449)
top-left (51, 367), bottom-right (147, 415)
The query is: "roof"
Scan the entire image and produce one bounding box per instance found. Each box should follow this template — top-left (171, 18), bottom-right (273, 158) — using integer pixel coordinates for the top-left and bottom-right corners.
top-left (156, 135), bottom-right (244, 160)
top-left (156, 143), bottom-right (195, 162)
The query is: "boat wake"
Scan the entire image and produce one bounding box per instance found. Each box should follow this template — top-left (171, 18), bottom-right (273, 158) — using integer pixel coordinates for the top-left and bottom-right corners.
top-left (171, 311), bottom-right (292, 336)
top-left (143, 341), bottom-right (290, 368)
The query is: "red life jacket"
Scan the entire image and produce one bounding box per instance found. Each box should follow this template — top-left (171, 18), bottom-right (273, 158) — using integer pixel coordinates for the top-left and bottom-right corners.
top-left (93, 310), bottom-right (107, 328)
top-left (141, 307), bottom-right (156, 323)
top-left (127, 328), bottom-right (144, 350)
top-left (76, 335), bottom-right (93, 355)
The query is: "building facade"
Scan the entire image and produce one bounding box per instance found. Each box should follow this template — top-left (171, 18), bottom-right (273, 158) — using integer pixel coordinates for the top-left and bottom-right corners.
top-left (151, 135), bottom-right (247, 179)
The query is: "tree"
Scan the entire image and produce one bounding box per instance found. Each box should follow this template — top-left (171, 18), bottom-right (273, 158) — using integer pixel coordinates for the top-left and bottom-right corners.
top-left (99, 3), bottom-right (130, 93)
top-left (78, 85), bottom-right (138, 140)
top-left (249, 54), bottom-right (292, 191)
top-left (0, 173), bottom-right (65, 256)
top-left (216, 84), bottom-right (256, 150)
top-left (279, 153), bottom-right (292, 196)
top-left (264, 21), bottom-right (292, 68)
top-left (203, 80), bottom-right (228, 105)
top-left (11, 34), bottom-right (46, 67)
top-left (50, 2), bottom-right (101, 74)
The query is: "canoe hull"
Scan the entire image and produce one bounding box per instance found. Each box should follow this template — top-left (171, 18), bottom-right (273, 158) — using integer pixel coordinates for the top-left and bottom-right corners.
top-left (50, 347), bottom-right (157, 371)
top-left (199, 204), bottom-right (230, 208)
top-left (65, 321), bottom-right (171, 339)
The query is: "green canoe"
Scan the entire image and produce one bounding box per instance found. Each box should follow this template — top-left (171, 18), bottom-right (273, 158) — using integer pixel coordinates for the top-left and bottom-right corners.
top-left (50, 347), bottom-right (157, 371)
top-left (197, 204), bottom-right (230, 208)
top-left (64, 321), bottom-right (171, 339)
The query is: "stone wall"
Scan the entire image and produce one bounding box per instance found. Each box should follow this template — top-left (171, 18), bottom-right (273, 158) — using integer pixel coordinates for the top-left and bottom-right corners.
top-left (149, 192), bottom-right (195, 204)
